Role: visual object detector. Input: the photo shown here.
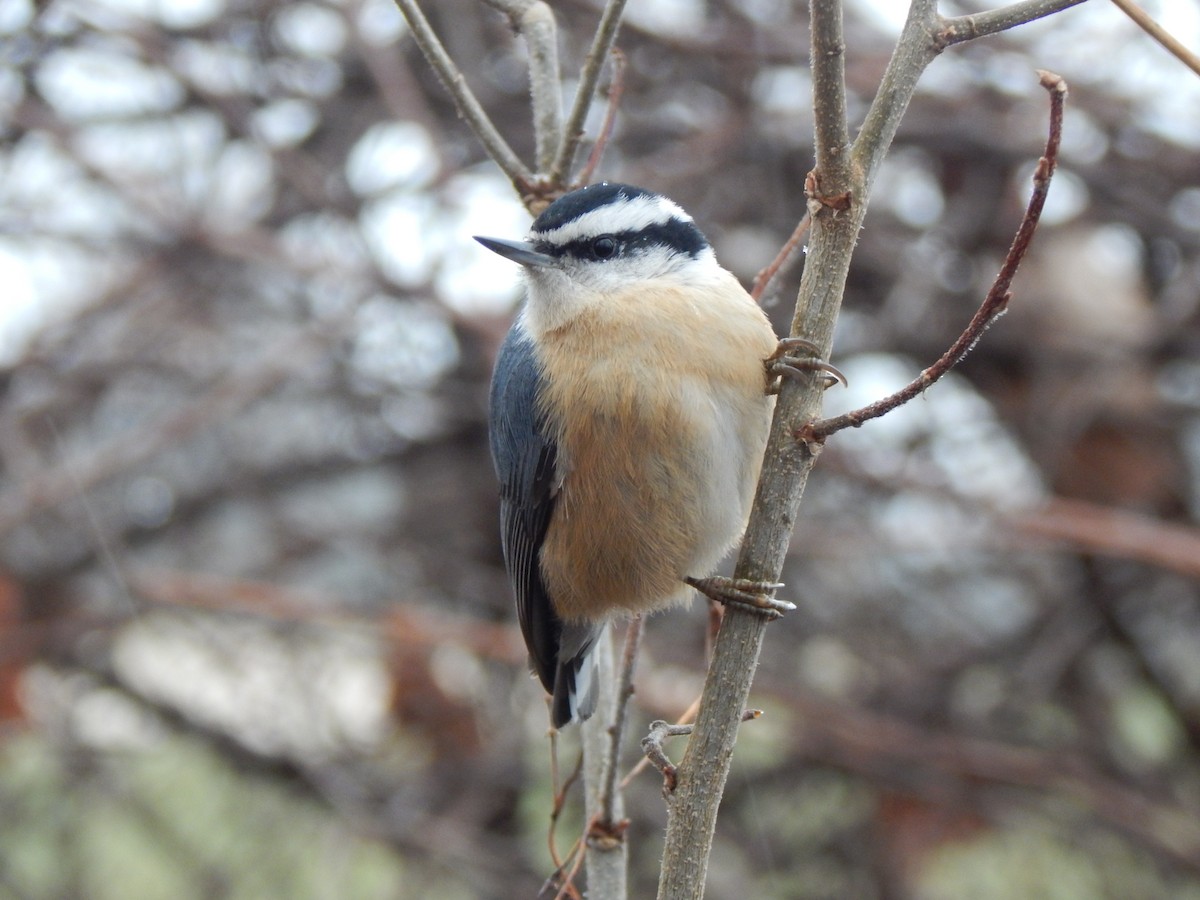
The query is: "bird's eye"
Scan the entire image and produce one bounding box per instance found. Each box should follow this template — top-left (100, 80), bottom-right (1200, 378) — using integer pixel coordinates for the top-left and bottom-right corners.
top-left (590, 236), bottom-right (618, 260)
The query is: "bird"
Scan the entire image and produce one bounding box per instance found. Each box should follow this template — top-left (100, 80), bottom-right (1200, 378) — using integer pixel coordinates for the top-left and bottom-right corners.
top-left (479, 182), bottom-right (820, 727)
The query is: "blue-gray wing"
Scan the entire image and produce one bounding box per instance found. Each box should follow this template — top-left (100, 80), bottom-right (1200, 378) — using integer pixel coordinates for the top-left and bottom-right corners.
top-left (489, 324), bottom-right (561, 696)
top-left (489, 322), bottom-right (601, 727)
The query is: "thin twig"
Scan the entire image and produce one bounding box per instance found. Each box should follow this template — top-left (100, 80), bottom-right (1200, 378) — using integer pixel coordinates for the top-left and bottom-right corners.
top-left (551, 0), bottom-right (629, 183)
top-left (641, 720), bottom-right (694, 793)
top-left (547, 740), bottom-right (584, 874)
top-left (750, 212), bottom-right (812, 303)
top-left (1108, 0), bottom-right (1200, 78)
top-left (596, 617), bottom-right (643, 829)
top-left (938, 0), bottom-right (1089, 46)
top-left (394, 0), bottom-right (535, 191)
top-left (551, 844), bottom-right (587, 900)
top-left (641, 711), bottom-right (761, 795)
top-left (574, 47), bottom-right (627, 187)
top-left (806, 70), bottom-right (1066, 442)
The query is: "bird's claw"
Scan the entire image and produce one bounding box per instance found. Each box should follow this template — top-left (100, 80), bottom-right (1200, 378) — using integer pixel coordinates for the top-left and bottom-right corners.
top-left (766, 337), bottom-right (847, 393)
top-left (686, 575), bottom-right (795, 618)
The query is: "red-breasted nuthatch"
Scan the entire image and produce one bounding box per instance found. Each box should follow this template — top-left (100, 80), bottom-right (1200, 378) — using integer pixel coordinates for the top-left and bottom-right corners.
top-left (479, 183), bottom-right (803, 727)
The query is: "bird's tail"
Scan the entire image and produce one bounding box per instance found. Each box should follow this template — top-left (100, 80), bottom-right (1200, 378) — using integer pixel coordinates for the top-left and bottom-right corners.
top-left (551, 622), bottom-right (603, 728)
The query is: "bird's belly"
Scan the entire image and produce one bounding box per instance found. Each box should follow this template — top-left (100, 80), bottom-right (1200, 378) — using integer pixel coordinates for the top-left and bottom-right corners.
top-left (540, 381), bottom-right (767, 622)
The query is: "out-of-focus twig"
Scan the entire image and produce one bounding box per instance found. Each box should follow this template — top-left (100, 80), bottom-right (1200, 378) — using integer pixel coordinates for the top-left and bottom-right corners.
top-left (573, 47), bottom-right (626, 188)
top-left (750, 212), bottom-right (811, 303)
top-left (394, 0), bottom-right (535, 191)
top-left (0, 311), bottom-right (359, 541)
top-left (551, 0), bottom-right (629, 184)
top-left (1108, 0), bottom-right (1200, 78)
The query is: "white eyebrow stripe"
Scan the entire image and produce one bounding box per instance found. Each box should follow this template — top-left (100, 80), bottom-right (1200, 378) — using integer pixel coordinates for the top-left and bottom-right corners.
top-left (533, 194), bottom-right (692, 245)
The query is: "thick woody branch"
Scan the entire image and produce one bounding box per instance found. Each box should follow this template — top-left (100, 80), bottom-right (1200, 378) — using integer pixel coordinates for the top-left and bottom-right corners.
top-left (657, 5), bottom-right (1081, 899)
top-left (810, 0), bottom-right (852, 182)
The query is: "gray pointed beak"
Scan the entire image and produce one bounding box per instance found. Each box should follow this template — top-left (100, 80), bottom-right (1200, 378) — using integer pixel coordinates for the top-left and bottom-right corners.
top-left (474, 236), bottom-right (556, 268)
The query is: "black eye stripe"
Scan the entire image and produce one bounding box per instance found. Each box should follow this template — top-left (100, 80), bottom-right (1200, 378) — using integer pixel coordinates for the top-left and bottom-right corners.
top-left (537, 219), bottom-right (708, 262)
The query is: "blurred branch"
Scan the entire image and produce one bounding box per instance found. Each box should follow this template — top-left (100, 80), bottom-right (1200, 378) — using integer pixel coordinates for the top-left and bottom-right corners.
top-left (395, 0), bottom-right (536, 191)
top-left (1109, 0), bottom-right (1200, 78)
top-left (809, 71), bottom-right (1066, 441)
top-left (770, 687), bottom-right (1200, 874)
top-left (0, 311), bottom-right (358, 540)
top-left (579, 627), bottom-right (628, 900)
top-left (1011, 498), bottom-right (1200, 581)
top-left (574, 47), bottom-right (627, 187)
top-left (750, 212), bottom-right (811, 303)
top-left (551, 0), bottom-right (629, 185)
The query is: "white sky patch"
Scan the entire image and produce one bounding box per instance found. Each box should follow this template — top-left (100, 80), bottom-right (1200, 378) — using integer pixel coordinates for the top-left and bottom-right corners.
top-left (351, 296), bottom-right (461, 390)
top-left (252, 98), bottom-right (320, 148)
top-left (346, 121), bottom-right (439, 196)
top-left (822, 353), bottom-right (1045, 509)
top-left (846, 0), bottom-right (908, 33)
top-left (36, 45), bottom-right (184, 120)
top-left (752, 65), bottom-right (813, 118)
top-left (1036, 166), bottom-right (1088, 226)
top-left (623, 0), bottom-right (705, 37)
top-left (109, 614), bottom-right (392, 760)
top-left (873, 148), bottom-right (944, 229)
top-left (355, 0), bottom-right (408, 45)
top-left (171, 38), bottom-right (258, 96)
top-left (203, 140), bottom-right (276, 230)
top-left (0, 0), bottom-right (33, 34)
top-left (87, 0), bottom-right (225, 28)
top-left (435, 172), bottom-right (535, 316)
top-left (273, 2), bottom-right (348, 59)
top-left (360, 191), bottom-right (441, 287)
top-left (0, 240), bottom-right (123, 364)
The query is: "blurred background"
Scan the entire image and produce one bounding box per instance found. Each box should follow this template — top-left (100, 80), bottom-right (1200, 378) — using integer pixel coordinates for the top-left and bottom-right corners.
top-left (2, 0), bottom-right (1200, 896)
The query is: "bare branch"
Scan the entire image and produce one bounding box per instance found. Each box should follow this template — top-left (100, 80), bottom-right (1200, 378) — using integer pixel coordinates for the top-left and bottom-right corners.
top-left (852, 0), bottom-right (940, 192)
top-left (480, 0), bottom-right (564, 173)
top-left (597, 617), bottom-right (642, 829)
top-left (394, 0), bottom-right (535, 191)
top-left (809, 71), bottom-right (1066, 440)
top-left (1109, 0), bottom-right (1200, 79)
top-left (939, 0), bottom-right (1090, 46)
top-left (579, 628), bottom-right (628, 899)
top-left (574, 48), bottom-right (627, 187)
top-left (551, 0), bottom-right (629, 183)
top-left (810, 0), bottom-right (852, 182)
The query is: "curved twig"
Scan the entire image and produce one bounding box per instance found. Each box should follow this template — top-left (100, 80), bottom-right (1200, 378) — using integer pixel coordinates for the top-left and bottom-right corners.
top-left (808, 71), bottom-right (1066, 441)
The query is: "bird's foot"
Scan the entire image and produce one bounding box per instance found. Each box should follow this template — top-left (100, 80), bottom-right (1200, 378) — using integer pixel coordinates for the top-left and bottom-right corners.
top-left (766, 337), bottom-right (847, 394)
top-left (686, 575), bottom-right (795, 618)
